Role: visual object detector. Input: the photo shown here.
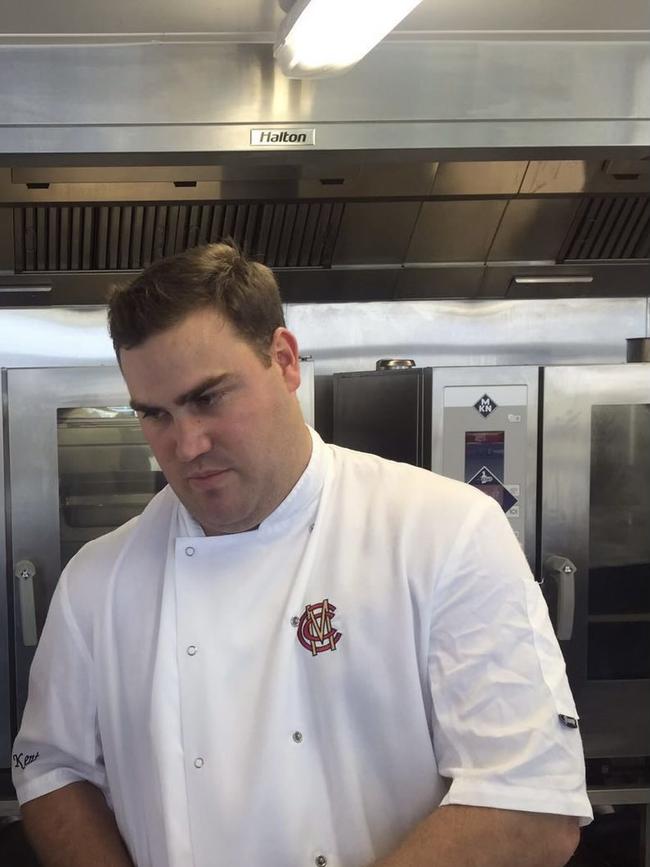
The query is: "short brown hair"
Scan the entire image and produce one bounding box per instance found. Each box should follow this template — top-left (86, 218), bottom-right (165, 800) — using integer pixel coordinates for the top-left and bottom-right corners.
top-left (108, 242), bottom-right (285, 362)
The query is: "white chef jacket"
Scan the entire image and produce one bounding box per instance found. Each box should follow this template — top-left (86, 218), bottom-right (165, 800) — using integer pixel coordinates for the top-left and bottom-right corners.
top-left (13, 428), bottom-right (592, 867)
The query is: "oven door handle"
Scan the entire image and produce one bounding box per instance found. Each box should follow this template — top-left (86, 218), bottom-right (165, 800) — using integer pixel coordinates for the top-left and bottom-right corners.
top-left (14, 559), bottom-right (38, 647)
top-left (543, 554), bottom-right (577, 642)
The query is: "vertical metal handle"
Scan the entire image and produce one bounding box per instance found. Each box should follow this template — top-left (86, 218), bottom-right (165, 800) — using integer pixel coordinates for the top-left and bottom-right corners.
top-left (15, 560), bottom-right (38, 647)
top-left (543, 554), bottom-right (577, 641)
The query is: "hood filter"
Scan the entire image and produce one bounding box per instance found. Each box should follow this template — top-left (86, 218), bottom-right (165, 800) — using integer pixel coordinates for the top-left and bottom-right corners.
top-left (14, 201), bottom-right (345, 273)
top-left (560, 195), bottom-right (650, 261)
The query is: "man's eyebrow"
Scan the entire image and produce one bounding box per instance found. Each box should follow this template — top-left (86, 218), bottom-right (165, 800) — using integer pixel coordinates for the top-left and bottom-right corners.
top-left (176, 375), bottom-right (234, 406)
top-left (129, 375), bottom-right (233, 414)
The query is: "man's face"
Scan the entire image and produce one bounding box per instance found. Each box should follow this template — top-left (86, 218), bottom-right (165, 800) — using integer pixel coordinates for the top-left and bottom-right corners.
top-left (119, 308), bottom-right (309, 535)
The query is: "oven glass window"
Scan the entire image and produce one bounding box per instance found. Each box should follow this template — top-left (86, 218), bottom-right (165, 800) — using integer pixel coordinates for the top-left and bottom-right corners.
top-left (588, 404), bottom-right (650, 680)
top-left (57, 407), bottom-right (165, 569)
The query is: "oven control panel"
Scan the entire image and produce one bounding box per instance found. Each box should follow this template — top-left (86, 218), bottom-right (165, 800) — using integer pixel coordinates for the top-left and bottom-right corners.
top-left (438, 382), bottom-right (531, 552)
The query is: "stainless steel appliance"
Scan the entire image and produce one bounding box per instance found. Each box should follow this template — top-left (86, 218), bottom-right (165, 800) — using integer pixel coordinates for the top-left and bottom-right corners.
top-left (541, 365), bottom-right (650, 760)
top-left (332, 361), bottom-right (650, 760)
top-left (333, 365), bottom-right (539, 567)
top-left (5, 359), bottom-right (315, 739)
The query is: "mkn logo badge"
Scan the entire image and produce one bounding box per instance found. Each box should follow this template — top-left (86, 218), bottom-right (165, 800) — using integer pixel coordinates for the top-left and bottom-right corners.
top-left (474, 394), bottom-right (498, 417)
top-left (297, 598), bottom-right (342, 656)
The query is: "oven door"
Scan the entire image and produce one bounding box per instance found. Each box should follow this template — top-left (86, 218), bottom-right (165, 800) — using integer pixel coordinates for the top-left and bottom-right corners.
top-left (541, 364), bottom-right (650, 759)
top-left (7, 366), bottom-right (162, 724)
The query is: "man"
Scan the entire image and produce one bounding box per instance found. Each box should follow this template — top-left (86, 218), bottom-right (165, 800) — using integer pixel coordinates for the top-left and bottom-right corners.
top-left (13, 243), bottom-right (591, 867)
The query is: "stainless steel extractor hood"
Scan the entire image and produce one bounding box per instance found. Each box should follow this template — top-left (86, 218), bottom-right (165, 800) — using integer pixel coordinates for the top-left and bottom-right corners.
top-left (0, 10), bottom-right (649, 303)
top-left (0, 158), bottom-right (648, 304)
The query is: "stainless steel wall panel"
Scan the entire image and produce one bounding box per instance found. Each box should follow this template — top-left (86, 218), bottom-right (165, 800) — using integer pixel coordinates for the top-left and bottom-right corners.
top-left (0, 298), bottom-right (644, 371)
top-left (286, 298), bottom-right (647, 376)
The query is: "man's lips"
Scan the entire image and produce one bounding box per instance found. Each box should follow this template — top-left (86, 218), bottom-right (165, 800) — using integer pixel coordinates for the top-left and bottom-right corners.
top-left (186, 469), bottom-right (231, 489)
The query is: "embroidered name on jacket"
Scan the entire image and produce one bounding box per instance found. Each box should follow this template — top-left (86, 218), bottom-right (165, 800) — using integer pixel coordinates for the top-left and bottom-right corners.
top-left (297, 599), bottom-right (342, 656)
top-left (13, 751), bottom-right (39, 770)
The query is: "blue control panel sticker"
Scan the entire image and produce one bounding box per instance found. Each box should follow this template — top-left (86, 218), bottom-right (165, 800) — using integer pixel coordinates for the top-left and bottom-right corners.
top-left (468, 465), bottom-right (518, 514)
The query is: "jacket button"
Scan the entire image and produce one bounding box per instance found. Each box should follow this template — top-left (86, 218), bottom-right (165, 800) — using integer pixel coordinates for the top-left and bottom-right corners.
top-left (292, 731), bottom-right (303, 744)
top-left (193, 757), bottom-right (204, 769)
top-left (185, 546), bottom-right (195, 557)
top-left (315, 856), bottom-right (327, 867)
top-left (187, 645), bottom-right (197, 656)
top-left (290, 616), bottom-right (300, 627)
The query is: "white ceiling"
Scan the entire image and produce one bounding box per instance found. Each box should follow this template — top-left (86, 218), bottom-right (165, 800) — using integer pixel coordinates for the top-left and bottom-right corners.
top-left (0, 0), bottom-right (648, 39)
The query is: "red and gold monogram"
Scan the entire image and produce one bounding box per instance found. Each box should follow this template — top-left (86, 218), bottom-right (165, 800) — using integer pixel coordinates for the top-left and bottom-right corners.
top-left (297, 599), bottom-right (342, 656)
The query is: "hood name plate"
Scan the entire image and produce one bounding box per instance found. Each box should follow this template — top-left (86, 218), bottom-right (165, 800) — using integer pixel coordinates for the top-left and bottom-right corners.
top-left (250, 128), bottom-right (316, 147)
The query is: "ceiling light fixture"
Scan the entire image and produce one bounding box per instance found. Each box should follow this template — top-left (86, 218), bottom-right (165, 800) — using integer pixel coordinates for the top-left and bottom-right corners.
top-left (274, 0), bottom-right (424, 78)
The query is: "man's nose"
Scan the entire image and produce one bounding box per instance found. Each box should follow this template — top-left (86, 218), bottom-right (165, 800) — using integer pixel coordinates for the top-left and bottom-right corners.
top-left (174, 415), bottom-right (212, 462)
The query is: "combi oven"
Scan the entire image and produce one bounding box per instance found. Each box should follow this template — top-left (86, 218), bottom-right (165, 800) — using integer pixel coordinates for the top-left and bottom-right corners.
top-left (0, 358), bottom-right (315, 786)
top-left (333, 363), bottom-right (650, 761)
top-left (333, 361), bottom-right (650, 865)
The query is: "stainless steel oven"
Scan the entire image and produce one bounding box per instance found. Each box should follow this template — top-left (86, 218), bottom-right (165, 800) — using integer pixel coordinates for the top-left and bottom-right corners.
top-left (332, 362), bottom-right (650, 760)
top-left (541, 364), bottom-right (650, 761)
top-left (6, 361), bottom-right (315, 729)
top-left (6, 366), bottom-right (153, 721)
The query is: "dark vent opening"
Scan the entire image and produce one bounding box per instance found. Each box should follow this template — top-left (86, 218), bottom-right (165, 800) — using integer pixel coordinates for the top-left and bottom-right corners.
top-left (559, 195), bottom-right (650, 262)
top-left (13, 201), bottom-right (346, 273)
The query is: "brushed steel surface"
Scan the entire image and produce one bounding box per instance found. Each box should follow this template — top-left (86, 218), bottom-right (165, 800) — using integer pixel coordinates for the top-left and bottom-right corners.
top-left (541, 364), bottom-right (650, 758)
top-left (0, 371), bottom-right (11, 769)
top-left (286, 298), bottom-right (647, 375)
top-left (430, 364), bottom-right (539, 568)
top-left (487, 199), bottom-right (581, 263)
top-left (0, 0), bottom-right (648, 38)
top-left (0, 41), bottom-right (649, 154)
top-left (0, 300), bottom-right (646, 372)
top-left (7, 366), bottom-right (130, 722)
top-left (521, 160), bottom-right (650, 195)
top-left (406, 200), bottom-right (507, 264)
top-left (588, 787), bottom-right (650, 805)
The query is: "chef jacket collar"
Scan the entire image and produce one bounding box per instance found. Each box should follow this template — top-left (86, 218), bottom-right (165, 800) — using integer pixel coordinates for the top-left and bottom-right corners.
top-left (176, 425), bottom-right (327, 540)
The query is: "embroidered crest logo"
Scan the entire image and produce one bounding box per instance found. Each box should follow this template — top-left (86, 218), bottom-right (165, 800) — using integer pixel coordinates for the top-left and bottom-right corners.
top-left (297, 598), bottom-right (342, 656)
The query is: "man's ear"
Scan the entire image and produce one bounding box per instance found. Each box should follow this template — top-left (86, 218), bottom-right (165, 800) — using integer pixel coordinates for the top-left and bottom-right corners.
top-left (270, 327), bottom-right (302, 393)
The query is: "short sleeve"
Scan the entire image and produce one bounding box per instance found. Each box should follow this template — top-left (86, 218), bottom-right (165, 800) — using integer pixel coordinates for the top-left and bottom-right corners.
top-left (12, 570), bottom-right (107, 805)
top-left (428, 495), bottom-right (593, 826)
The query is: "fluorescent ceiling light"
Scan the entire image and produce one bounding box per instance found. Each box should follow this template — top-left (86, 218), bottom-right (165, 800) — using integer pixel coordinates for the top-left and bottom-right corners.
top-left (274, 0), bottom-right (424, 78)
